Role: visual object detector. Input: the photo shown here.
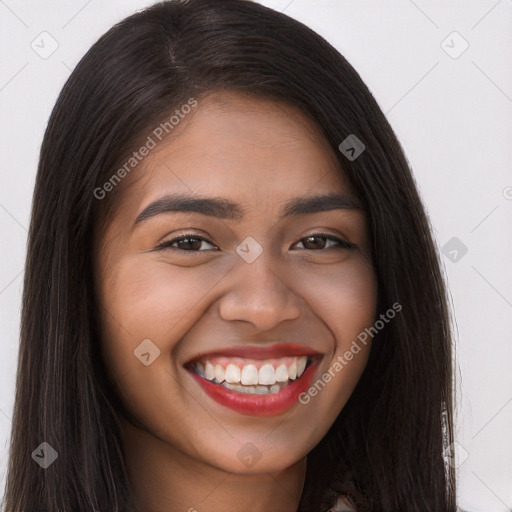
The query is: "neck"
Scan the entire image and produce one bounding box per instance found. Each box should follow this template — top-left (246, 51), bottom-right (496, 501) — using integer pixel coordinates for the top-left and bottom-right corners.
top-left (120, 418), bottom-right (307, 512)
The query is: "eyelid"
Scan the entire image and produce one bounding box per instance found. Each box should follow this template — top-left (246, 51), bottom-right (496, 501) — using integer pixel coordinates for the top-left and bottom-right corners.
top-left (155, 232), bottom-right (218, 252)
top-left (294, 231), bottom-right (355, 249)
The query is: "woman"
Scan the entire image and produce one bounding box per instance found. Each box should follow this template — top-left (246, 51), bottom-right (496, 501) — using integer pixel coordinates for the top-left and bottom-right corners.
top-left (2, 1), bottom-right (458, 510)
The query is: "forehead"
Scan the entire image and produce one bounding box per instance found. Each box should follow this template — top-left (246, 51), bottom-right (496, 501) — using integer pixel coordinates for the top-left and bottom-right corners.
top-left (113, 91), bottom-right (355, 221)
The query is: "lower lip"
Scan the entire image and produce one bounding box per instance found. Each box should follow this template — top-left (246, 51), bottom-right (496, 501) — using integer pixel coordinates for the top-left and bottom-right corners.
top-left (189, 361), bottom-right (319, 416)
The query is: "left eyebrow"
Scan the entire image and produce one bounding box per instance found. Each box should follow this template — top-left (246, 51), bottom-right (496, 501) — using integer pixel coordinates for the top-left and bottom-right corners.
top-left (131, 192), bottom-right (362, 231)
top-left (282, 193), bottom-right (361, 216)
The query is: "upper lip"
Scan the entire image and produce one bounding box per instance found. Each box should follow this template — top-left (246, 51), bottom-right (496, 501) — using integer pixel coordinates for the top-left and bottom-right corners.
top-left (186, 343), bottom-right (323, 364)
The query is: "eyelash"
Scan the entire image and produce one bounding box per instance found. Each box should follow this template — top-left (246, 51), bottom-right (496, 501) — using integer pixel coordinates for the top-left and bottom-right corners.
top-left (155, 232), bottom-right (355, 252)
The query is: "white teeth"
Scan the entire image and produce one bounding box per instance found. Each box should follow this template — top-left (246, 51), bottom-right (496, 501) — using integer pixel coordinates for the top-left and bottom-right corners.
top-left (214, 364), bottom-right (225, 383)
top-left (240, 364), bottom-right (259, 385)
top-left (223, 382), bottom-right (249, 393)
top-left (297, 356), bottom-right (307, 377)
top-left (220, 382), bottom-right (284, 394)
top-left (258, 364), bottom-right (275, 385)
top-left (204, 362), bottom-right (215, 380)
top-left (225, 364), bottom-right (241, 383)
top-left (196, 355), bottom-right (312, 386)
top-left (274, 364), bottom-right (289, 382)
top-left (288, 362), bottom-right (297, 380)
top-left (196, 361), bottom-right (205, 376)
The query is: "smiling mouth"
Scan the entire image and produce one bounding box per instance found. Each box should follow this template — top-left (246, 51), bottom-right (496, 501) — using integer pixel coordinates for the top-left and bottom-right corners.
top-left (185, 344), bottom-right (322, 416)
top-left (192, 355), bottom-right (312, 395)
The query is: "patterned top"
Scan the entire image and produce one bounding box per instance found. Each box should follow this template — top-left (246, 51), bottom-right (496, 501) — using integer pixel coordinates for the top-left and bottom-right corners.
top-left (325, 494), bottom-right (357, 512)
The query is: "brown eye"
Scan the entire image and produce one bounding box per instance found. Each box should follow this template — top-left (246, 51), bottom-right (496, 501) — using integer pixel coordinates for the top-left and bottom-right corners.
top-left (156, 234), bottom-right (218, 252)
top-left (293, 234), bottom-right (354, 250)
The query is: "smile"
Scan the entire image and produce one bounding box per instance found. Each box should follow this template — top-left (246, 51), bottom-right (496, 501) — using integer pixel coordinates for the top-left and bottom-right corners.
top-left (194, 355), bottom-right (309, 393)
top-left (186, 344), bottom-right (322, 416)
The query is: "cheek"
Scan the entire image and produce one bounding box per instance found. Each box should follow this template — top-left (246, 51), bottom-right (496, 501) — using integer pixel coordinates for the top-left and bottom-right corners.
top-left (299, 255), bottom-right (378, 344)
top-left (293, 256), bottom-right (377, 420)
top-left (96, 252), bottom-right (235, 386)
top-left (331, 259), bottom-right (377, 345)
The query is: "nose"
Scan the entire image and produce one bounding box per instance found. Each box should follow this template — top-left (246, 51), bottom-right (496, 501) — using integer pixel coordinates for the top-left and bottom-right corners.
top-left (218, 251), bottom-right (302, 331)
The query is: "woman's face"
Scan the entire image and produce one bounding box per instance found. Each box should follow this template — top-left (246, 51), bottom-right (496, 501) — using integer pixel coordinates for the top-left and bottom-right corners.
top-left (94, 91), bottom-right (378, 475)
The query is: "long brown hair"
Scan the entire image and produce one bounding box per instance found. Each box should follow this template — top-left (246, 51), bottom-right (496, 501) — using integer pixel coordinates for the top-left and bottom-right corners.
top-left (3, 1), bottom-right (456, 510)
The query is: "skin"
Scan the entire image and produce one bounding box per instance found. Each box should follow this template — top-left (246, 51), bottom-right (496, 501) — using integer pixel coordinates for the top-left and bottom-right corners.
top-left (93, 91), bottom-right (378, 512)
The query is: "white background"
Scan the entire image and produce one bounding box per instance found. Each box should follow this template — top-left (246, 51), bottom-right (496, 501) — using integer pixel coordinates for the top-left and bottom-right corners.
top-left (0, 1), bottom-right (511, 510)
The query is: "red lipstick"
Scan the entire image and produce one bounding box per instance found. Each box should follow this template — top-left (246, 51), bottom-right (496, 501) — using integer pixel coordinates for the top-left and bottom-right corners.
top-left (186, 344), bottom-right (322, 416)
